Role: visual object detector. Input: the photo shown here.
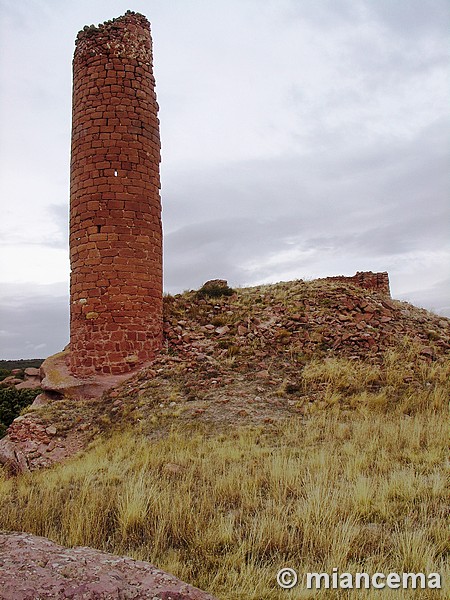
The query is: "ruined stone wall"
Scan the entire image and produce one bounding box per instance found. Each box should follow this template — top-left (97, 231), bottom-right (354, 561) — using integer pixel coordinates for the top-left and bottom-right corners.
top-left (69, 12), bottom-right (162, 376)
top-left (324, 271), bottom-right (391, 296)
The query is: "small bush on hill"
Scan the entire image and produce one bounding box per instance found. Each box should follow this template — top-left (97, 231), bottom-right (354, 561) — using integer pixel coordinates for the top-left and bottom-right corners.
top-left (0, 369), bottom-right (11, 382)
top-left (196, 282), bottom-right (234, 298)
top-left (0, 388), bottom-right (41, 438)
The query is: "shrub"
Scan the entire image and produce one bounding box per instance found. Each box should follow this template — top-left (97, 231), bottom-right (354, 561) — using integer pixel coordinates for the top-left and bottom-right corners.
top-left (0, 369), bottom-right (11, 382)
top-left (0, 387), bottom-right (41, 438)
top-left (196, 282), bottom-right (234, 299)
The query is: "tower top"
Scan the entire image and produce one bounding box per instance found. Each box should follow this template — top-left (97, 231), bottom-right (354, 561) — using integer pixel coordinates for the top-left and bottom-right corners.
top-left (74, 12), bottom-right (152, 63)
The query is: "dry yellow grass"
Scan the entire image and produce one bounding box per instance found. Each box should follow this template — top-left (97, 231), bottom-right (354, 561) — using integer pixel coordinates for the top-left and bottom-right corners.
top-left (300, 342), bottom-right (449, 416)
top-left (0, 395), bottom-right (448, 598)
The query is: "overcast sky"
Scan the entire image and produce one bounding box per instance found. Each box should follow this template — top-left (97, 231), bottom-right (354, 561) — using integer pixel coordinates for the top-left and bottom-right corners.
top-left (0, 0), bottom-right (449, 359)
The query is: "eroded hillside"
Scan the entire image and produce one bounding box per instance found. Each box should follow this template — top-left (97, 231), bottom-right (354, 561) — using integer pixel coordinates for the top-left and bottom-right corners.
top-left (2, 277), bottom-right (446, 472)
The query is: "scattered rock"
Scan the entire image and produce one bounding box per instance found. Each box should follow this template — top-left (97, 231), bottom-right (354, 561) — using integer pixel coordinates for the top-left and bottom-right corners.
top-left (256, 370), bottom-right (270, 379)
top-left (24, 367), bottom-right (40, 377)
top-left (420, 346), bottom-right (434, 359)
top-left (0, 376), bottom-right (22, 387)
top-left (0, 413), bottom-right (87, 474)
top-left (30, 393), bottom-right (51, 408)
top-left (15, 379), bottom-right (41, 391)
top-left (215, 325), bottom-right (230, 336)
top-left (163, 462), bottom-right (186, 475)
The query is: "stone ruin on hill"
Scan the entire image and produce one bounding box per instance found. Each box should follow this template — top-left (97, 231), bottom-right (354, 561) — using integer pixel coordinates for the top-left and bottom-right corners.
top-left (69, 11), bottom-right (163, 377)
top-left (66, 11), bottom-right (393, 380)
top-left (324, 271), bottom-right (390, 297)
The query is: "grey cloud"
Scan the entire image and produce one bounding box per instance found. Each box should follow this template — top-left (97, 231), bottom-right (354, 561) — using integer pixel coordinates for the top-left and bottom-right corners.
top-left (303, 218), bottom-right (449, 258)
top-left (365, 0), bottom-right (450, 39)
top-left (0, 285), bottom-right (69, 360)
top-left (397, 277), bottom-right (450, 318)
top-left (162, 110), bottom-right (448, 294)
top-left (164, 217), bottom-right (281, 292)
top-left (164, 209), bottom-right (447, 294)
top-left (46, 204), bottom-right (69, 248)
top-left (162, 113), bottom-right (448, 259)
top-left (285, 0), bottom-right (449, 39)
top-left (283, 0), bottom-right (362, 28)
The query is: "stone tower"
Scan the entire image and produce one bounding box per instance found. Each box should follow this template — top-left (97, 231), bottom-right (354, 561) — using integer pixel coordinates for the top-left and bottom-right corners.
top-left (69, 12), bottom-right (162, 376)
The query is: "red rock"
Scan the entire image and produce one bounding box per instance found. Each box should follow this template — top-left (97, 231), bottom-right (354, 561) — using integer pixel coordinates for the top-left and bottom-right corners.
top-left (30, 393), bottom-right (51, 408)
top-left (0, 440), bottom-right (26, 473)
top-left (201, 279), bottom-right (229, 290)
top-left (1, 376), bottom-right (22, 386)
top-left (215, 325), bottom-right (230, 336)
top-left (24, 367), bottom-right (40, 377)
top-left (338, 314), bottom-right (352, 321)
top-left (381, 298), bottom-right (397, 311)
top-left (40, 350), bottom-right (140, 400)
top-left (256, 370), bottom-right (270, 379)
top-left (420, 346), bottom-right (434, 359)
top-left (15, 379), bottom-right (41, 390)
top-left (0, 532), bottom-right (218, 600)
top-left (344, 299), bottom-right (356, 310)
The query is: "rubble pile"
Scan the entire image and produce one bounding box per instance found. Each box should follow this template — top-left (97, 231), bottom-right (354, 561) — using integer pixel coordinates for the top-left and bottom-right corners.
top-left (160, 278), bottom-right (449, 367)
top-left (0, 413), bottom-right (86, 474)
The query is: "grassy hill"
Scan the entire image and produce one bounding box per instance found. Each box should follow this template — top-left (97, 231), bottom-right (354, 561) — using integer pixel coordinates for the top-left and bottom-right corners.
top-left (0, 278), bottom-right (448, 599)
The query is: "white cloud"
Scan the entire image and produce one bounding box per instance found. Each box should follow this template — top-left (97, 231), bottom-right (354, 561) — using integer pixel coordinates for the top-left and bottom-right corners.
top-left (0, 246), bottom-right (69, 285)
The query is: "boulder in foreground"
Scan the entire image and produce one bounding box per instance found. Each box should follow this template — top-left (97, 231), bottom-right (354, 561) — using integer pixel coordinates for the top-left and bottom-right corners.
top-left (0, 531), bottom-right (218, 600)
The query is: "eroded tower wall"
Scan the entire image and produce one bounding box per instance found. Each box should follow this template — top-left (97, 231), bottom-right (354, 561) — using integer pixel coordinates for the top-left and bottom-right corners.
top-left (69, 12), bottom-right (162, 376)
top-left (325, 272), bottom-right (391, 296)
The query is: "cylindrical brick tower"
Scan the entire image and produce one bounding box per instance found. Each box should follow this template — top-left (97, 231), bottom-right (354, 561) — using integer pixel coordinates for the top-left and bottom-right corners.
top-left (69, 12), bottom-right (162, 376)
